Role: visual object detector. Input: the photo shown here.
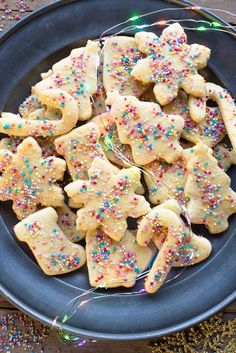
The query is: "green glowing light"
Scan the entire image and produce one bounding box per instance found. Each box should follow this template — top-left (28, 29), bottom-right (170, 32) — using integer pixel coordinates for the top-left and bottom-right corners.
top-left (130, 12), bottom-right (139, 21)
top-left (211, 21), bottom-right (221, 28)
top-left (63, 333), bottom-right (71, 340)
top-left (130, 15), bottom-right (139, 21)
top-left (62, 314), bottom-right (68, 323)
top-left (62, 331), bottom-right (81, 341)
top-left (197, 26), bottom-right (207, 31)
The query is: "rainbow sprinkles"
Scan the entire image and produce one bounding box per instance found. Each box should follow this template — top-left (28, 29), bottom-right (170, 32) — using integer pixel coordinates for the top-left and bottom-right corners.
top-left (0, 20), bottom-right (235, 300)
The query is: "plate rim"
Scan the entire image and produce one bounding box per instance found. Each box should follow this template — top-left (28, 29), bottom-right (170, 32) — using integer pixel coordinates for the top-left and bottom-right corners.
top-left (0, 0), bottom-right (236, 341)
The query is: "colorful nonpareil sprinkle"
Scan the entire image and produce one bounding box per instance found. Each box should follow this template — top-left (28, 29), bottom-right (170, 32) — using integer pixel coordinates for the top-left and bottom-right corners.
top-left (14, 207), bottom-right (86, 275)
top-left (106, 92), bottom-right (184, 165)
top-left (0, 312), bottom-right (49, 352)
top-left (131, 23), bottom-right (210, 105)
top-left (103, 36), bottom-right (148, 97)
top-left (0, 137), bottom-right (66, 219)
top-left (65, 157), bottom-right (150, 241)
top-left (163, 90), bottom-right (226, 147)
top-left (55, 122), bottom-right (117, 181)
top-left (86, 228), bottom-right (152, 287)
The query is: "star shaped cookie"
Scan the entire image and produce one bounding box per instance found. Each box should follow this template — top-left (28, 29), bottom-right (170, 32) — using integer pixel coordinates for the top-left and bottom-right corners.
top-left (0, 137), bottom-right (66, 219)
top-left (131, 24), bottom-right (210, 105)
top-left (65, 157), bottom-right (151, 241)
top-left (106, 92), bottom-right (184, 165)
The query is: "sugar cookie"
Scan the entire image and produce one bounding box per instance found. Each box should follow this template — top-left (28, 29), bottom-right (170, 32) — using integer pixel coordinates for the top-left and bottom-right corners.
top-left (33, 41), bottom-right (100, 120)
top-left (185, 142), bottom-right (236, 233)
top-left (0, 89), bottom-right (79, 137)
top-left (103, 36), bottom-right (148, 96)
top-left (0, 136), bottom-right (57, 157)
top-left (14, 207), bottom-right (86, 275)
top-left (131, 24), bottom-right (210, 105)
top-left (137, 206), bottom-right (184, 293)
top-left (86, 228), bottom-right (153, 288)
top-left (106, 92), bottom-right (184, 165)
top-left (55, 122), bottom-right (118, 181)
top-left (0, 137), bottom-right (66, 219)
top-left (189, 83), bottom-right (236, 151)
top-left (65, 157), bottom-right (151, 241)
top-left (163, 90), bottom-right (225, 147)
top-left (57, 203), bottom-right (86, 242)
top-left (213, 143), bottom-right (236, 171)
top-left (144, 148), bottom-right (195, 205)
top-left (152, 200), bottom-right (212, 267)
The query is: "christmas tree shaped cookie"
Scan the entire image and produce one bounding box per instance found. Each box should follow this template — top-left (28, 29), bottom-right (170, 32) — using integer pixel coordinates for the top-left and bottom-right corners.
top-left (106, 92), bottom-right (184, 165)
top-left (185, 142), bottom-right (236, 233)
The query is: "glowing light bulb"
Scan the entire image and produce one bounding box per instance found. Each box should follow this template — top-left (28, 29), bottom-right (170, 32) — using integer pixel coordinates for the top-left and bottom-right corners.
top-left (63, 334), bottom-right (71, 340)
top-left (197, 26), bottom-right (207, 31)
top-left (157, 20), bottom-right (167, 26)
top-left (130, 15), bottom-right (139, 21)
top-left (62, 314), bottom-right (68, 323)
top-left (211, 21), bottom-right (221, 28)
top-left (130, 12), bottom-right (139, 21)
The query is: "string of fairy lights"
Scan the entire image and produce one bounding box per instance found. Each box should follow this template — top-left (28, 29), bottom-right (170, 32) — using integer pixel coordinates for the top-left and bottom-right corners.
top-left (53, 4), bottom-right (236, 346)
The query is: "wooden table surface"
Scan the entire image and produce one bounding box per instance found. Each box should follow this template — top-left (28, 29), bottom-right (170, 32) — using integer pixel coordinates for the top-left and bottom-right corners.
top-left (0, 1), bottom-right (236, 352)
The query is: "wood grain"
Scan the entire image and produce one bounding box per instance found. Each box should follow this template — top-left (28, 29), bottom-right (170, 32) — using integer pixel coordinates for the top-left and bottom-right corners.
top-left (0, 0), bottom-right (235, 352)
top-left (0, 0), bottom-right (51, 11)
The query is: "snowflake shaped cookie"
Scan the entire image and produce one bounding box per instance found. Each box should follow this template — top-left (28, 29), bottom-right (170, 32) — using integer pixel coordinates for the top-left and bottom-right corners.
top-left (131, 24), bottom-right (210, 105)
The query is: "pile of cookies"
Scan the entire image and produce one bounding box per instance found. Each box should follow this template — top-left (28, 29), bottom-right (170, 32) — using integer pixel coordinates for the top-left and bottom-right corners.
top-left (1, 23), bottom-right (236, 294)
